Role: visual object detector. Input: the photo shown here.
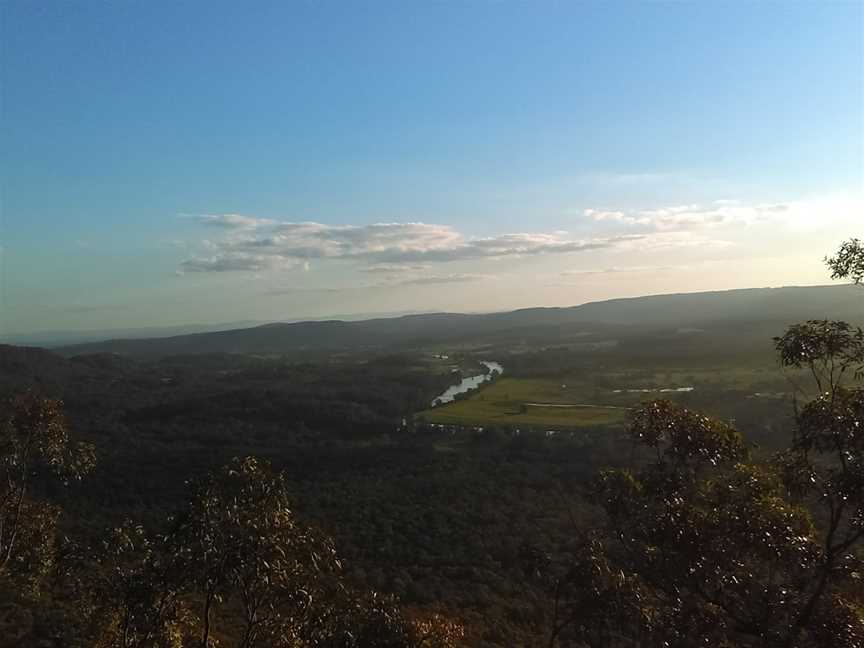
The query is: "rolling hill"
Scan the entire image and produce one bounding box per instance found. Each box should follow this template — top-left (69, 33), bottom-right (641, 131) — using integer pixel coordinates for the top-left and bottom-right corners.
top-left (52, 284), bottom-right (863, 358)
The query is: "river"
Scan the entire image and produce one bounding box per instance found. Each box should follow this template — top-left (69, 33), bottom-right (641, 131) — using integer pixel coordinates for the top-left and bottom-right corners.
top-left (431, 361), bottom-right (503, 407)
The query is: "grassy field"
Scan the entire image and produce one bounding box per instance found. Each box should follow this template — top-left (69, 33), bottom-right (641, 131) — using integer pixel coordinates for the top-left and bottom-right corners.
top-left (418, 377), bottom-right (629, 428)
top-left (417, 361), bottom-right (805, 429)
top-left (596, 365), bottom-right (790, 390)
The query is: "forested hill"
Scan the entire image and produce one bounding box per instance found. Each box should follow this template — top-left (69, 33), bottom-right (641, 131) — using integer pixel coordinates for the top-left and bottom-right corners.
top-left (54, 284), bottom-right (862, 358)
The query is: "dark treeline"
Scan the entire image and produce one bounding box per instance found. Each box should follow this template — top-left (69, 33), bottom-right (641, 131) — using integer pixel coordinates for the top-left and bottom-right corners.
top-left (0, 345), bottom-right (616, 644)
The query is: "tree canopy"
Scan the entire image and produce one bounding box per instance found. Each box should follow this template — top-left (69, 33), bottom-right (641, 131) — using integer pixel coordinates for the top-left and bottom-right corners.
top-left (3, 237), bottom-right (864, 646)
top-left (548, 238), bottom-right (864, 647)
top-left (827, 238), bottom-right (864, 286)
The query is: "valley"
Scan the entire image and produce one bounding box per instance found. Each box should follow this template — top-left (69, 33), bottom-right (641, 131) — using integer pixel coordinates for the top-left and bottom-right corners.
top-left (0, 284), bottom-right (859, 646)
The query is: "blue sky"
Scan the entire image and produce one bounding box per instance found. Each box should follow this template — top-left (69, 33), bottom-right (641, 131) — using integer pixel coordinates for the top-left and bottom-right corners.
top-left (1, 1), bottom-right (862, 336)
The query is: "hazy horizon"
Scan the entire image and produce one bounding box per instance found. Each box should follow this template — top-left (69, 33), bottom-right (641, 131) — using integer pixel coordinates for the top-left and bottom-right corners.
top-left (2, 282), bottom-right (852, 347)
top-left (2, 2), bottom-right (862, 336)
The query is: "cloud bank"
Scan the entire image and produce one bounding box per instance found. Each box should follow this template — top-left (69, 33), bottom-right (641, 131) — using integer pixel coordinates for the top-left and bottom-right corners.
top-left (178, 196), bottom-right (862, 278)
top-left (584, 195), bottom-right (862, 233)
top-left (180, 219), bottom-right (641, 274)
top-left (585, 201), bottom-right (790, 231)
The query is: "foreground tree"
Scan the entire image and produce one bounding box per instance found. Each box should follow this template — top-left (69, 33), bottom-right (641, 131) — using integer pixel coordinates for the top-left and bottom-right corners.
top-left (318, 592), bottom-right (466, 648)
top-left (79, 456), bottom-right (465, 648)
top-left (171, 455), bottom-right (342, 647)
top-left (0, 392), bottom-right (94, 591)
top-left (549, 239), bottom-right (864, 647)
top-left (774, 319), bottom-right (864, 396)
top-left (827, 237), bottom-right (864, 285)
top-left (551, 396), bottom-right (863, 647)
top-left (83, 521), bottom-right (195, 648)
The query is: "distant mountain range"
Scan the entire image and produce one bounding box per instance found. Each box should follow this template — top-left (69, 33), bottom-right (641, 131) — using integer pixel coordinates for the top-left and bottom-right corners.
top-left (45, 284), bottom-right (863, 359)
top-left (1, 310), bottom-right (441, 347)
top-left (0, 321), bottom-right (267, 347)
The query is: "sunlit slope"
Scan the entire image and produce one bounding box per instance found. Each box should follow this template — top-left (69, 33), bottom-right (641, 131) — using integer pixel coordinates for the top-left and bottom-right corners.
top-left (419, 377), bottom-right (629, 428)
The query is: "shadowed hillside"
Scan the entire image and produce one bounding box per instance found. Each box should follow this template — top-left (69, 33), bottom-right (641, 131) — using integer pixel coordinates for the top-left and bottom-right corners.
top-left (54, 285), bottom-right (863, 358)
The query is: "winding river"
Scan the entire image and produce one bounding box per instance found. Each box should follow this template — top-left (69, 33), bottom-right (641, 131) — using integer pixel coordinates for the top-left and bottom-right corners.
top-left (431, 361), bottom-right (503, 407)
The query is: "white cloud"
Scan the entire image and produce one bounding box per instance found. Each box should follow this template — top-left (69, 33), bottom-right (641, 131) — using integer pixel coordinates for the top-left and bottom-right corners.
top-left (775, 196), bottom-right (863, 231)
top-left (585, 201), bottom-right (789, 231)
top-left (584, 195), bottom-right (864, 234)
top-left (360, 263), bottom-right (431, 274)
top-left (623, 231), bottom-right (735, 251)
top-left (180, 218), bottom-right (643, 273)
top-left (179, 253), bottom-right (302, 273)
top-left (391, 273), bottom-right (495, 286)
top-left (179, 195), bottom-right (862, 276)
top-left (561, 265), bottom-right (677, 276)
top-left (194, 214), bottom-right (277, 229)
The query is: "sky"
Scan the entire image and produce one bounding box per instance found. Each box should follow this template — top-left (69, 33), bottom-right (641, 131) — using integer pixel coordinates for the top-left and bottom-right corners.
top-left (1, 1), bottom-right (862, 337)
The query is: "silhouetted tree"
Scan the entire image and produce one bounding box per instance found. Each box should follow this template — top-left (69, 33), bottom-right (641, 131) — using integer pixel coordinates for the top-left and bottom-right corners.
top-left (550, 396), bottom-right (863, 647)
top-left (84, 520), bottom-right (195, 648)
top-left (548, 239), bottom-right (864, 647)
top-left (65, 453), bottom-right (469, 648)
top-left (775, 320), bottom-right (864, 395)
top-left (827, 238), bottom-right (864, 285)
top-left (0, 392), bottom-right (94, 592)
top-left (320, 592), bottom-right (465, 648)
top-left (174, 456), bottom-right (342, 647)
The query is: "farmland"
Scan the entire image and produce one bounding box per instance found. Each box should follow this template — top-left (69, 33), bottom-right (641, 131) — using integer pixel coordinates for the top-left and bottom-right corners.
top-left (417, 358), bottom-right (804, 432)
top-left (418, 377), bottom-right (629, 428)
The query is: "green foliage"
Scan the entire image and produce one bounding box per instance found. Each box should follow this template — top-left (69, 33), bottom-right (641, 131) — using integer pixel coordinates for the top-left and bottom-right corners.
top-left (420, 377), bottom-right (627, 428)
top-left (0, 392), bottom-right (94, 590)
top-left (84, 520), bottom-right (195, 648)
top-left (827, 237), bottom-right (864, 285)
top-left (73, 456), bottom-right (467, 648)
top-left (774, 320), bottom-right (864, 392)
top-left (548, 538), bottom-right (650, 647)
top-left (174, 456), bottom-right (343, 648)
top-left (628, 398), bottom-right (747, 465)
top-left (552, 398), bottom-right (859, 647)
top-left (551, 258), bottom-right (864, 647)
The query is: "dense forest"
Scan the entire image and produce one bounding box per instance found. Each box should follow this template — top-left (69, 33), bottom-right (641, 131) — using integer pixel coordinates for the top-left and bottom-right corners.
top-left (1, 240), bottom-right (863, 646)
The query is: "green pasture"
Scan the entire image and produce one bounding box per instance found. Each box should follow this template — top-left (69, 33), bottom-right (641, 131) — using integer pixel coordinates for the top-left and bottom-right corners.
top-left (419, 377), bottom-right (628, 428)
top-left (417, 361), bottom-right (808, 429)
